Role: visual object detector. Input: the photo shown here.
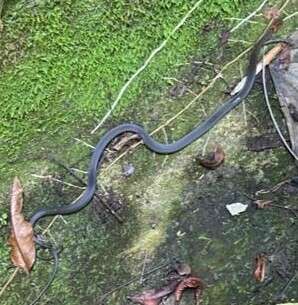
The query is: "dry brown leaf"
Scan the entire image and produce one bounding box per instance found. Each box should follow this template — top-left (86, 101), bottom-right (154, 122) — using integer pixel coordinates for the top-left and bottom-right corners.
top-left (198, 144), bottom-right (225, 170)
top-left (255, 200), bottom-right (272, 209)
top-left (9, 177), bottom-right (36, 273)
top-left (128, 281), bottom-right (179, 305)
top-left (254, 254), bottom-right (267, 282)
top-left (175, 275), bottom-right (204, 304)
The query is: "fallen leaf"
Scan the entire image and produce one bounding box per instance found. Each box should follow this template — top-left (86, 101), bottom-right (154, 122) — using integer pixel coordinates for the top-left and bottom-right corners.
top-left (255, 200), bottom-right (272, 209)
top-left (128, 281), bottom-right (179, 305)
top-left (175, 275), bottom-right (204, 304)
top-left (198, 144), bottom-right (225, 170)
top-left (226, 202), bottom-right (248, 216)
top-left (9, 177), bottom-right (36, 273)
top-left (254, 254), bottom-right (267, 282)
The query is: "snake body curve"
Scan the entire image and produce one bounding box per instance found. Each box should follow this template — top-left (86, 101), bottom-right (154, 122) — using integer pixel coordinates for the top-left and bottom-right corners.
top-left (30, 32), bottom-right (270, 227)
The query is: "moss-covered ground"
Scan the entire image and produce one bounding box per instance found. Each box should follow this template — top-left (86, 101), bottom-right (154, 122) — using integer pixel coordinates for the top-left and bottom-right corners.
top-left (0, 0), bottom-right (298, 304)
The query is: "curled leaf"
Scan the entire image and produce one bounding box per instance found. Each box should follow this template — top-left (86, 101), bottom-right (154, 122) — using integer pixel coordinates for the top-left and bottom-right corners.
top-left (128, 281), bottom-right (178, 305)
top-left (198, 144), bottom-right (225, 170)
top-left (9, 177), bottom-right (36, 273)
top-left (175, 276), bottom-right (204, 304)
top-left (254, 254), bottom-right (267, 282)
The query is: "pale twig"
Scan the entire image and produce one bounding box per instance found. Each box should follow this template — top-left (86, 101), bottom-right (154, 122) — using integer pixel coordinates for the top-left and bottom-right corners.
top-left (230, 0), bottom-right (269, 33)
top-left (161, 127), bottom-right (169, 144)
top-left (239, 66), bottom-right (248, 127)
top-left (202, 135), bottom-right (211, 157)
top-left (0, 269), bottom-right (18, 298)
top-left (73, 137), bottom-right (95, 149)
top-left (228, 39), bottom-right (252, 45)
top-left (90, 0), bottom-right (204, 134)
top-left (59, 215), bottom-right (68, 224)
top-left (139, 251), bottom-right (148, 284)
top-left (70, 167), bottom-right (88, 174)
top-left (31, 174), bottom-right (86, 190)
top-left (283, 11), bottom-right (298, 21)
top-left (224, 17), bottom-right (262, 25)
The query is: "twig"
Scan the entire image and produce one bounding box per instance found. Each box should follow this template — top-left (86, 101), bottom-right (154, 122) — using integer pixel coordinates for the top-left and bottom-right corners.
top-left (201, 135), bottom-right (211, 157)
top-left (230, 0), bottom-right (269, 33)
top-left (139, 251), bottom-right (148, 284)
top-left (73, 137), bottom-right (95, 149)
top-left (97, 261), bottom-right (171, 304)
top-left (0, 269), bottom-right (18, 298)
top-left (161, 127), bottom-right (169, 144)
top-left (283, 11), bottom-right (298, 21)
top-left (90, 0), bottom-right (204, 134)
top-left (228, 39), bottom-right (252, 45)
top-left (31, 174), bottom-right (85, 190)
top-left (70, 168), bottom-right (88, 174)
top-left (224, 17), bottom-right (262, 25)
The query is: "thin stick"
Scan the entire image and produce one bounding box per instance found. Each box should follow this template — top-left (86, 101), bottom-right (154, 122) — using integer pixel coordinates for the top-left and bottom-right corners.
top-left (0, 269), bottom-right (18, 298)
top-left (201, 135), bottom-right (211, 157)
top-left (31, 174), bottom-right (86, 190)
top-left (70, 168), bottom-right (88, 174)
top-left (224, 17), bottom-right (262, 25)
top-left (283, 11), bottom-right (298, 21)
top-left (139, 251), bottom-right (148, 284)
top-left (230, 0), bottom-right (269, 33)
top-left (90, 0), bottom-right (204, 134)
top-left (73, 137), bottom-right (95, 149)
